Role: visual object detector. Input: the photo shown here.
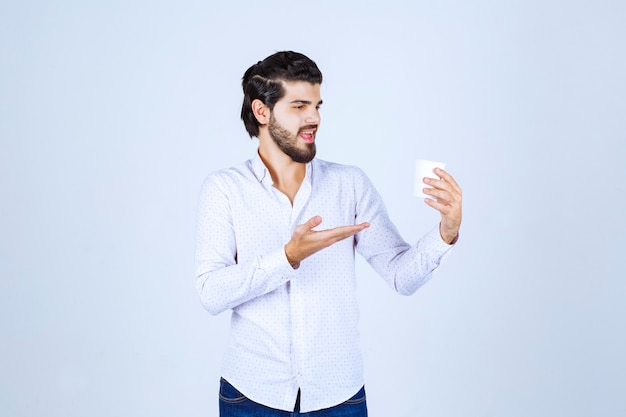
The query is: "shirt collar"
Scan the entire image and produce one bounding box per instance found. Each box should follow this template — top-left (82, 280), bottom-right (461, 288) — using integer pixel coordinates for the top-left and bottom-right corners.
top-left (250, 152), bottom-right (270, 184)
top-left (250, 151), bottom-right (314, 185)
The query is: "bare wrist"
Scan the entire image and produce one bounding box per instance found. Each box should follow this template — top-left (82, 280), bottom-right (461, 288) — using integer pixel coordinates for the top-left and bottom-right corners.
top-left (442, 233), bottom-right (459, 245)
top-left (284, 244), bottom-right (301, 269)
top-left (439, 224), bottom-right (459, 245)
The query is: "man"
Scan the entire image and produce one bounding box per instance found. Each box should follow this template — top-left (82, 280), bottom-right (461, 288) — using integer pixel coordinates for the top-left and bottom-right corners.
top-left (195, 51), bottom-right (462, 416)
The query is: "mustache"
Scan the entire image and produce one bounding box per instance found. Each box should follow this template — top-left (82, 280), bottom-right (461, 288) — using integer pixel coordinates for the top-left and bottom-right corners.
top-left (298, 125), bottom-right (318, 133)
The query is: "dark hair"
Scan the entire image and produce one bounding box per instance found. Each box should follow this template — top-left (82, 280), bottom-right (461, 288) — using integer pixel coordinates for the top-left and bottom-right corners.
top-left (240, 51), bottom-right (323, 137)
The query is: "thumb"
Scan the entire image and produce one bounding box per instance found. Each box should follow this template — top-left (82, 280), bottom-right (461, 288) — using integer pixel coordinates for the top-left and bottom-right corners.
top-left (293, 215), bottom-right (322, 237)
top-left (306, 215), bottom-right (323, 230)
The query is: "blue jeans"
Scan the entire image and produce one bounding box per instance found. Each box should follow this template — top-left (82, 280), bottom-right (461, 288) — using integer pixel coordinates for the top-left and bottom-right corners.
top-left (219, 378), bottom-right (368, 417)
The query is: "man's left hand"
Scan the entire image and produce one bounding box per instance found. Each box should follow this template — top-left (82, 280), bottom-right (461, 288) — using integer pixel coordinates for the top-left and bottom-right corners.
top-left (423, 168), bottom-right (463, 245)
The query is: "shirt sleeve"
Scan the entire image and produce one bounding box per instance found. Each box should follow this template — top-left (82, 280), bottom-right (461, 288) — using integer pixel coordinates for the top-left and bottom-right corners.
top-left (353, 168), bottom-right (455, 295)
top-left (194, 173), bottom-right (296, 315)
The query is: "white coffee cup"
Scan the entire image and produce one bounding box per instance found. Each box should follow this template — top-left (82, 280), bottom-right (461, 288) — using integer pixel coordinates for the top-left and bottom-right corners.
top-left (414, 159), bottom-right (446, 198)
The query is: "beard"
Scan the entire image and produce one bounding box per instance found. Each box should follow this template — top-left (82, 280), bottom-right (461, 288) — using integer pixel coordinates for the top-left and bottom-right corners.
top-left (268, 113), bottom-right (317, 163)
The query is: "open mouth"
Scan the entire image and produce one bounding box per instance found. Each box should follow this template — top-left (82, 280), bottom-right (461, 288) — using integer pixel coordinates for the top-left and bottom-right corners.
top-left (299, 127), bottom-right (317, 143)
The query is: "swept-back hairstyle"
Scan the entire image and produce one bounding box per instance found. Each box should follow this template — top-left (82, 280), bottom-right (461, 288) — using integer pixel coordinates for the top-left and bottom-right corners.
top-left (241, 51), bottom-right (323, 138)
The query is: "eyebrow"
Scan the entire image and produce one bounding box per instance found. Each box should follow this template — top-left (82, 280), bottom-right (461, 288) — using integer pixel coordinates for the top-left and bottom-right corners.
top-left (289, 100), bottom-right (323, 106)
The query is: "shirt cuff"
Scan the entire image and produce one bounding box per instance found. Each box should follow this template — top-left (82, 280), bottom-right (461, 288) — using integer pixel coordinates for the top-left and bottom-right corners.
top-left (421, 225), bottom-right (456, 256)
top-left (259, 247), bottom-right (298, 280)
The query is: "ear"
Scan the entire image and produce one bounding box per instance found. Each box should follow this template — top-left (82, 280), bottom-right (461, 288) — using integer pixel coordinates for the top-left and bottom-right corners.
top-left (251, 99), bottom-right (270, 126)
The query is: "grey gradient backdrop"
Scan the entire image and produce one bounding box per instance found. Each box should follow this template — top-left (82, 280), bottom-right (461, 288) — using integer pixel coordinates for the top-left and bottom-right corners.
top-left (1, 1), bottom-right (625, 416)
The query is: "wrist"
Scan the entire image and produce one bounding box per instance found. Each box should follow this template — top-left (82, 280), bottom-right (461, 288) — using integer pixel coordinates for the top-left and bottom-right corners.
top-left (284, 244), bottom-right (301, 269)
top-left (442, 233), bottom-right (459, 245)
top-left (439, 225), bottom-right (459, 245)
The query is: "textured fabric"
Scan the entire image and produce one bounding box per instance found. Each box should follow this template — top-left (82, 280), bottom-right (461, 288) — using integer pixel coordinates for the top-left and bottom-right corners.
top-left (195, 154), bottom-right (454, 412)
top-left (219, 378), bottom-right (368, 417)
top-left (219, 378), bottom-right (367, 417)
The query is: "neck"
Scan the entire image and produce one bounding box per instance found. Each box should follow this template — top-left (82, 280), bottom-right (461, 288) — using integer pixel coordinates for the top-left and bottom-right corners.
top-left (257, 132), bottom-right (307, 202)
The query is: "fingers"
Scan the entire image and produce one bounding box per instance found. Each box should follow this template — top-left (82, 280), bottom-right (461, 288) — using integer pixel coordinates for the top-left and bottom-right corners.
top-left (432, 168), bottom-right (462, 196)
top-left (424, 186), bottom-right (458, 206)
top-left (321, 222), bottom-right (370, 243)
top-left (424, 195), bottom-right (453, 214)
top-left (422, 168), bottom-right (463, 244)
top-left (286, 219), bottom-right (370, 266)
top-left (300, 216), bottom-right (368, 239)
top-left (423, 184), bottom-right (461, 212)
top-left (423, 169), bottom-right (461, 202)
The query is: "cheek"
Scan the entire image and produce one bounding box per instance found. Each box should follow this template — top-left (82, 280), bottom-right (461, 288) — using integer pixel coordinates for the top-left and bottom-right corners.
top-left (282, 114), bottom-right (303, 131)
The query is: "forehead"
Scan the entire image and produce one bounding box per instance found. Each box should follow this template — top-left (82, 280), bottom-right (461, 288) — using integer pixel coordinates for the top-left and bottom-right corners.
top-left (279, 81), bottom-right (321, 102)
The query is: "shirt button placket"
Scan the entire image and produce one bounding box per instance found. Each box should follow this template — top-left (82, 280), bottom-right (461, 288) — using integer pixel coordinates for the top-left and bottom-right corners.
top-left (288, 208), bottom-right (308, 389)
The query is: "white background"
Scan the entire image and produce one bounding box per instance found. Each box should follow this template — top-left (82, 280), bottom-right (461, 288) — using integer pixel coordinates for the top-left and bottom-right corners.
top-left (1, 1), bottom-right (625, 416)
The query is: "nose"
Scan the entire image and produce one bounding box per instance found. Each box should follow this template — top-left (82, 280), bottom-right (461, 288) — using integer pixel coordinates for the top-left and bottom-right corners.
top-left (305, 108), bottom-right (320, 125)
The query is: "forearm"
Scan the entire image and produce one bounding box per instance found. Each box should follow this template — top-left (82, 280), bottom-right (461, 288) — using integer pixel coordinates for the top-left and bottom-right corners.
top-left (195, 247), bottom-right (294, 315)
top-left (392, 226), bottom-right (454, 294)
top-left (360, 226), bottom-right (454, 296)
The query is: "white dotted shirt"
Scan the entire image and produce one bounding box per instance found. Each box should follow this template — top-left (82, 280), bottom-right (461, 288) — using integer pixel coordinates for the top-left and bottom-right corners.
top-left (195, 154), bottom-right (454, 412)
